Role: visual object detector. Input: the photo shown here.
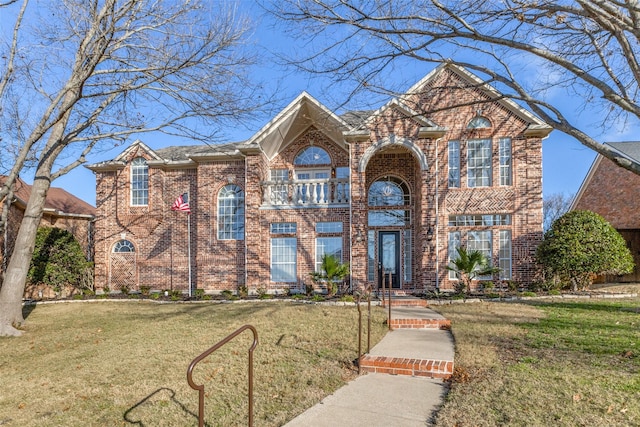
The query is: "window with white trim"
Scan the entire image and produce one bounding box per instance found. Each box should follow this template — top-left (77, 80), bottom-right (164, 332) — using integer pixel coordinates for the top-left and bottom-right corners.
top-left (448, 232), bottom-right (461, 280)
top-left (315, 237), bottom-right (343, 272)
top-left (499, 138), bottom-right (512, 186)
top-left (131, 157), bottom-right (148, 206)
top-left (448, 141), bottom-right (460, 188)
top-left (403, 230), bottom-right (412, 282)
top-left (113, 239), bottom-right (135, 253)
top-left (467, 139), bottom-right (492, 187)
top-left (271, 238), bottom-right (297, 282)
top-left (468, 230), bottom-right (493, 280)
top-left (499, 230), bottom-right (512, 280)
top-left (294, 147), bottom-right (331, 165)
top-left (467, 116), bottom-right (491, 129)
top-left (316, 222), bottom-right (343, 233)
top-left (270, 222), bottom-right (297, 234)
top-left (217, 185), bottom-right (244, 240)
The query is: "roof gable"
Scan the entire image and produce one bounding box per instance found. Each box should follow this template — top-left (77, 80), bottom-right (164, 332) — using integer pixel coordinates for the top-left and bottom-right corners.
top-left (247, 92), bottom-right (350, 160)
top-left (406, 63), bottom-right (552, 137)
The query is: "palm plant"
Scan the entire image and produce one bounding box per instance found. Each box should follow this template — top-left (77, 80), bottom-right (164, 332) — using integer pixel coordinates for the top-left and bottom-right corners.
top-left (310, 254), bottom-right (350, 296)
top-left (446, 247), bottom-right (500, 295)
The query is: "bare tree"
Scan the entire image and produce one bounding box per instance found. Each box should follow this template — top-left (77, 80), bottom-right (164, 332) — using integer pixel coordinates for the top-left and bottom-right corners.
top-left (543, 192), bottom-right (574, 232)
top-left (268, 1), bottom-right (640, 174)
top-left (0, 0), bottom-right (268, 336)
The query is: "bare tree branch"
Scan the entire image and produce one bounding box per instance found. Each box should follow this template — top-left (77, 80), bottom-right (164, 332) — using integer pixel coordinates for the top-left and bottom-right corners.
top-left (268, 0), bottom-right (640, 175)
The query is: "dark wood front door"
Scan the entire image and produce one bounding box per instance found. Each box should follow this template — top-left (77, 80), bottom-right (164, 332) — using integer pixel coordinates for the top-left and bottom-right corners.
top-left (378, 231), bottom-right (400, 289)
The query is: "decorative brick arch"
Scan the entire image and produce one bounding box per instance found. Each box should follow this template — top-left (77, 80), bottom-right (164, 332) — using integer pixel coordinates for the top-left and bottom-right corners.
top-left (358, 134), bottom-right (428, 173)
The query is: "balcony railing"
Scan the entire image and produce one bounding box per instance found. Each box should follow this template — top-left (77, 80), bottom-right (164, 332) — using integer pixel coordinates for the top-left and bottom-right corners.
top-left (260, 178), bottom-right (350, 206)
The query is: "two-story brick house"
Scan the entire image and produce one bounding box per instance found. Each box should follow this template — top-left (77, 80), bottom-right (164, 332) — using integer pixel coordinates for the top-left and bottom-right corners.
top-left (87, 64), bottom-right (551, 294)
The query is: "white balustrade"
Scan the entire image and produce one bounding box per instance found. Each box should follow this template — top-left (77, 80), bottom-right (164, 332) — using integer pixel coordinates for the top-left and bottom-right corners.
top-left (260, 178), bottom-right (349, 206)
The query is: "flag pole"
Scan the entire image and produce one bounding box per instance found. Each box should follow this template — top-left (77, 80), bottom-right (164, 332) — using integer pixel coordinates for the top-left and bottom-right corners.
top-left (187, 197), bottom-right (192, 298)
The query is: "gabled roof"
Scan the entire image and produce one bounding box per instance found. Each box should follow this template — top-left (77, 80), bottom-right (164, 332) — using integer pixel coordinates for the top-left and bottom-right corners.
top-left (246, 92), bottom-right (351, 160)
top-left (1, 176), bottom-right (95, 217)
top-left (571, 141), bottom-right (640, 210)
top-left (406, 63), bottom-right (552, 137)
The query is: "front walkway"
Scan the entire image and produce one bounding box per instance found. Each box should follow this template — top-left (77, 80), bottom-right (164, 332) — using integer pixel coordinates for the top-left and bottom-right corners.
top-left (284, 299), bottom-right (455, 426)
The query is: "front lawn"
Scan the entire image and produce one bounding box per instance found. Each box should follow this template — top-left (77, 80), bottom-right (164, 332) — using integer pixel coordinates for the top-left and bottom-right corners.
top-left (0, 301), bottom-right (388, 426)
top-left (435, 299), bottom-right (640, 426)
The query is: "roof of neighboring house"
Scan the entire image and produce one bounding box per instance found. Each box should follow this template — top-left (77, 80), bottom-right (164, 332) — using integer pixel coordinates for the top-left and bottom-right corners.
top-left (571, 141), bottom-right (640, 229)
top-left (607, 141), bottom-right (640, 162)
top-left (0, 176), bottom-right (95, 217)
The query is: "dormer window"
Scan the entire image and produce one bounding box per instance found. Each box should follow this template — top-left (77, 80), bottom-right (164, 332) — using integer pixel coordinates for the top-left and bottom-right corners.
top-left (467, 116), bottom-right (491, 129)
top-left (131, 157), bottom-right (148, 206)
top-left (294, 147), bottom-right (330, 165)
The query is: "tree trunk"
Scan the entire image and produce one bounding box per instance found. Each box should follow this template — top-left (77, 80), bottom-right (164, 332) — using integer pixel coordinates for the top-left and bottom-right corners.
top-left (0, 175), bottom-right (51, 336)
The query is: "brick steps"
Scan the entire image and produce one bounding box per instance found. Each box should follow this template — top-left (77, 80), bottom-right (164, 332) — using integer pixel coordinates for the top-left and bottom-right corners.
top-left (389, 317), bottom-right (451, 330)
top-left (359, 356), bottom-right (453, 379)
top-left (362, 300), bottom-right (454, 379)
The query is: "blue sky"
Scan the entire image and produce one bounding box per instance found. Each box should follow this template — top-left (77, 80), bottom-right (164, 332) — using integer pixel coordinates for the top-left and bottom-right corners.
top-left (42, 3), bottom-right (612, 206)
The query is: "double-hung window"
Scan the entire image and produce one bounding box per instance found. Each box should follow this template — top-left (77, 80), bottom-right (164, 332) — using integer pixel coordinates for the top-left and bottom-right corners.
top-left (217, 185), bottom-right (244, 240)
top-left (271, 222), bottom-right (297, 282)
top-left (131, 157), bottom-right (148, 206)
top-left (448, 141), bottom-right (460, 188)
top-left (467, 139), bottom-right (492, 187)
top-left (315, 222), bottom-right (343, 272)
top-left (499, 138), bottom-right (512, 186)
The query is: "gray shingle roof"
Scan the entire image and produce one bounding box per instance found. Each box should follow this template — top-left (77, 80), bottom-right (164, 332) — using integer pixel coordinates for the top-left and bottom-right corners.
top-left (155, 141), bottom-right (248, 161)
top-left (340, 110), bottom-right (373, 130)
top-left (607, 141), bottom-right (640, 163)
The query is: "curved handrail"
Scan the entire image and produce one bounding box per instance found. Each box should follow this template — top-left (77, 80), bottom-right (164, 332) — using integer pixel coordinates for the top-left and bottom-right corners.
top-left (187, 324), bottom-right (259, 427)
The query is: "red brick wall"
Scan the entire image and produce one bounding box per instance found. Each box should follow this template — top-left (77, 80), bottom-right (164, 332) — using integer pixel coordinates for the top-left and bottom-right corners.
top-left (93, 68), bottom-right (545, 293)
top-left (573, 156), bottom-right (640, 229)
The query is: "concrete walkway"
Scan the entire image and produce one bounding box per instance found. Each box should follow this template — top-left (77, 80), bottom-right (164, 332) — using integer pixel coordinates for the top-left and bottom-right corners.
top-left (284, 303), bottom-right (455, 427)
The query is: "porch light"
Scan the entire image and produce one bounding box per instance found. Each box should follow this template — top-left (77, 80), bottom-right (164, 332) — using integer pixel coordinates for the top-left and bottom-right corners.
top-left (426, 227), bottom-right (434, 241)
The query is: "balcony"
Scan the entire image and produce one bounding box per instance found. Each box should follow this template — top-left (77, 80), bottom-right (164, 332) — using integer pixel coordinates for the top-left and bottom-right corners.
top-left (260, 178), bottom-right (350, 207)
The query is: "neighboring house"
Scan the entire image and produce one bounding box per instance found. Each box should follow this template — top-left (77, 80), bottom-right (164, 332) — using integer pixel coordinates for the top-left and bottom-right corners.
top-left (87, 64), bottom-right (551, 294)
top-left (0, 176), bottom-right (96, 272)
top-left (572, 141), bottom-right (640, 282)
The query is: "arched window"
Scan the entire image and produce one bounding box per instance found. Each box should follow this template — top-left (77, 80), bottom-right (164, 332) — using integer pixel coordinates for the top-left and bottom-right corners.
top-left (218, 184), bottom-right (245, 240)
top-left (368, 177), bottom-right (410, 206)
top-left (131, 157), bottom-right (148, 206)
top-left (113, 240), bottom-right (135, 253)
top-left (467, 116), bottom-right (492, 129)
top-left (294, 147), bottom-right (331, 165)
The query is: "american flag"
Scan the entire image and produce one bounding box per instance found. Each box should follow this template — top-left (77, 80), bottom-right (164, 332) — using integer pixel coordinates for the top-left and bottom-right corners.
top-left (171, 193), bottom-right (191, 214)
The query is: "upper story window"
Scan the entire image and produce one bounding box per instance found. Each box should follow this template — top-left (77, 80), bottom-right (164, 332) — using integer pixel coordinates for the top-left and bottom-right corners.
top-left (131, 157), bottom-right (148, 206)
top-left (499, 138), bottom-right (512, 186)
top-left (467, 139), bottom-right (492, 187)
top-left (217, 185), bottom-right (245, 240)
top-left (467, 116), bottom-right (491, 129)
top-left (113, 239), bottom-right (135, 253)
top-left (294, 147), bottom-right (331, 165)
top-left (368, 177), bottom-right (410, 206)
top-left (448, 141), bottom-right (460, 188)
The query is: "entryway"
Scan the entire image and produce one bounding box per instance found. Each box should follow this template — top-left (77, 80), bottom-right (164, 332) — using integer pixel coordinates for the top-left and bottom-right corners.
top-left (378, 230), bottom-right (400, 289)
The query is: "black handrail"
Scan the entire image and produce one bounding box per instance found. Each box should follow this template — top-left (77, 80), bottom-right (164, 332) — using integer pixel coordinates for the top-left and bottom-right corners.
top-left (187, 325), bottom-right (259, 427)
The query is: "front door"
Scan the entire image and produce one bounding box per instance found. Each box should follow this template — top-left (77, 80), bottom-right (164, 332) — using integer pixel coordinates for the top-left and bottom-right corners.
top-left (378, 231), bottom-right (400, 288)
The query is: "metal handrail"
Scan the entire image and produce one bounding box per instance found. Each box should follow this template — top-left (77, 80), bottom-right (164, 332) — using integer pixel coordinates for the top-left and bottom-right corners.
top-left (187, 325), bottom-right (259, 427)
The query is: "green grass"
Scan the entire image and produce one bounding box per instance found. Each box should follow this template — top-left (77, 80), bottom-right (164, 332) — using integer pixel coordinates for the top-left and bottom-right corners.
top-left (435, 299), bottom-right (640, 426)
top-left (0, 301), bottom-right (387, 426)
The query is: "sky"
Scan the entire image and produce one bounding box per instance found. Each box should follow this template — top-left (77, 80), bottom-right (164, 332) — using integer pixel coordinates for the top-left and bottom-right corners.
top-left (8, 1), bottom-right (620, 207)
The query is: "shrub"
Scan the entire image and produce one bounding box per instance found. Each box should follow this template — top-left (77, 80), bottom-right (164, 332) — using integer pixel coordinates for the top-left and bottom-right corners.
top-left (238, 285), bottom-right (248, 298)
top-left (139, 286), bottom-right (151, 296)
top-left (194, 289), bottom-right (205, 300)
top-left (536, 210), bottom-right (634, 291)
top-left (150, 293), bottom-right (160, 300)
top-left (221, 290), bottom-right (234, 299)
top-left (120, 285), bottom-right (130, 295)
top-left (446, 248), bottom-right (500, 294)
top-left (309, 254), bottom-right (349, 296)
top-left (28, 227), bottom-right (93, 292)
